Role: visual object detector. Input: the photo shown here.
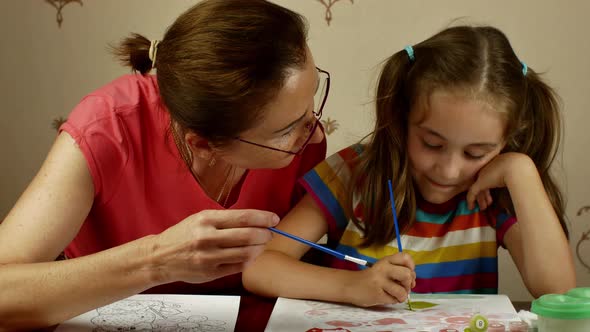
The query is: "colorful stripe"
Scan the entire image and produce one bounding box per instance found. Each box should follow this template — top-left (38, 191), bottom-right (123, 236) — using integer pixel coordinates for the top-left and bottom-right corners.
top-left (337, 229), bottom-right (497, 264)
top-left (340, 225), bottom-right (497, 252)
top-left (416, 200), bottom-right (480, 224)
top-left (301, 170), bottom-right (348, 231)
top-left (406, 213), bottom-right (490, 238)
top-left (415, 257), bottom-right (498, 277)
top-left (413, 273), bottom-right (498, 293)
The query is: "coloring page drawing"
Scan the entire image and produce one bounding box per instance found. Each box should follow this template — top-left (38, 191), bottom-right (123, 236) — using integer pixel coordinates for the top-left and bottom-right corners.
top-left (56, 294), bottom-right (240, 332)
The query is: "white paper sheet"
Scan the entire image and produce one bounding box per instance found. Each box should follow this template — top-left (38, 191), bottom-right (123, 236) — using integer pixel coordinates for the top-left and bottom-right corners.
top-left (266, 294), bottom-right (520, 332)
top-left (56, 294), bottom-right (240, 332)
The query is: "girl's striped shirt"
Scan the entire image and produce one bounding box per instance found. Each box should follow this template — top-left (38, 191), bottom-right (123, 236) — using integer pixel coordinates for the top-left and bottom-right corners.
top-left (300, 144), bottom-right (517, 294)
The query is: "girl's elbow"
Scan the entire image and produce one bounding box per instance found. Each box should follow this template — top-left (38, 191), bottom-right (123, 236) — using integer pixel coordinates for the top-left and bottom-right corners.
top-left (241, 259), bottom-right (269, 294)
top-left (552, 269), bottom-right (577, 294)
top-left (530, 274), bottom-right (576, 298)
top-left (241, 265), bottom-right (257, 291)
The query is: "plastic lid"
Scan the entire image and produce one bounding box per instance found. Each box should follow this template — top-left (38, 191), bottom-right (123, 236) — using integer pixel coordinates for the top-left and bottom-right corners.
top-left (567, 287), bottom-right (590, 299)
top-left (532, 288), bottom-right (590, 319)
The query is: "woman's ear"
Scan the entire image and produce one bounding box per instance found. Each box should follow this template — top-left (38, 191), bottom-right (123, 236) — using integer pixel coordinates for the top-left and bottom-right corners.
top-left (185, 132), bottom-right (214, 162)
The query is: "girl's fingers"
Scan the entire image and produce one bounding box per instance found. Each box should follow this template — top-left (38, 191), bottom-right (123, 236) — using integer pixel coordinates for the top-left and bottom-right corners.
top-left (486, 190), bottom-right (493, 206)
top-left (382, 282), bottom-right (407, 303)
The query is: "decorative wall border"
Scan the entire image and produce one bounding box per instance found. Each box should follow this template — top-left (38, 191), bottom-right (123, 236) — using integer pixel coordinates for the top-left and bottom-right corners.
top-left (45, 0), bottom-right (83, 28)
top-left (44, 1), bottom-right (355, 28)
top-left (321, 117), bottom-right (339, 135)
top-left (316, 0), bottom-right (354, 26)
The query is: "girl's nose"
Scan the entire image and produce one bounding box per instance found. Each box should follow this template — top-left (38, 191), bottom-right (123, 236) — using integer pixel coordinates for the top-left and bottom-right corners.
top-left (436, 154), bottom-right (462, 181)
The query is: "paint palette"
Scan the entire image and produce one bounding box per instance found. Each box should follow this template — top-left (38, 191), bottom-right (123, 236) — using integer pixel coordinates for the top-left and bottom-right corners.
top-left (265, 294), bottom-right (520, 332)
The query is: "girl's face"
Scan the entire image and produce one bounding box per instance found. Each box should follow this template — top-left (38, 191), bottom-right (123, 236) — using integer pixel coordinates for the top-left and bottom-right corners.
top-left (407, 89), bottom-right (507, 204)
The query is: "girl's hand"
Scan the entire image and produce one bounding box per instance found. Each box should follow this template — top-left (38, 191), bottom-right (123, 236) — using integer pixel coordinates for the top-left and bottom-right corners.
top-left (149, 209), bottom-right (279, 285)
top-left (345, 253), bottom-right (415, 307)
top-left (467, 152), bottom-right (535, 210)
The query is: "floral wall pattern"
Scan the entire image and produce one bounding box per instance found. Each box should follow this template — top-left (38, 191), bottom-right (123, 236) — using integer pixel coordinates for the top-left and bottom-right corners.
top-left (316, 0), bottom-right (354, 25)
top-left (44, 0), bottom-right (355, 28)
top-left (45, 0), bottom-right (83, 28)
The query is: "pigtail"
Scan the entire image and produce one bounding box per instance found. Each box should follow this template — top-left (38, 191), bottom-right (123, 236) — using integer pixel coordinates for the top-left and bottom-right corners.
top-left (519, 70), bottom-right (561, 173)
top-left (505, 69), bottom-right (568, 238)
top-left (347, 51), bottom-right (417, 247)
top-left (111, 33), bottom-right (154, 75)
top-left (524, 70), bottom-right (568, 238)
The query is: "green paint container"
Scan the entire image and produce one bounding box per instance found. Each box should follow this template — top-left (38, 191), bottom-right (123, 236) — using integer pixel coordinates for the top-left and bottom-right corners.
top-left (531, 287), bottom-right (590, 332)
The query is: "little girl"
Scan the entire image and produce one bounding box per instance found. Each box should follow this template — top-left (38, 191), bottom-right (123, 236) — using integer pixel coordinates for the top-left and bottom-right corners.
top-left (243, 25), bottom-right (575, 307)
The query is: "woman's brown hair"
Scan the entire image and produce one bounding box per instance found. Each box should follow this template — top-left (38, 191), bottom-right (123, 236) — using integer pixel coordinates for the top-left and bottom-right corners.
top-left (112, 0), bottom-right (308, 167)
top-left (348, 25), bottom-right (567, 247)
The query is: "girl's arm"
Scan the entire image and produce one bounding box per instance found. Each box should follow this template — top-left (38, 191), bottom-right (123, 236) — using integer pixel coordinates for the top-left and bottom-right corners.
top-left (502, 154), bottom-right (575, 297)
top-left (243, 194), bottom-right (415, 307)
top-left (0, 133), bottom-right (277, 329)
top-left (468, 152), bottom-right (575, 297)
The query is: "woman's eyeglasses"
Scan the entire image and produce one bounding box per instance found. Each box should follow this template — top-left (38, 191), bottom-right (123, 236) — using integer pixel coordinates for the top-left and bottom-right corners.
top-left (236, 67), bottom-right (330, 155)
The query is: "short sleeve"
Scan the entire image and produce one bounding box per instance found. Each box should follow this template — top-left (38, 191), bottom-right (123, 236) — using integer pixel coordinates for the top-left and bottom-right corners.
top-left (299, 145), bottom-right (363, 244)
top-left (487, 207), bottom-right (518, 248)
top-left (59, 95), bottom-right (130, 204)
top-left (290, 137), bottom-right (327, 206)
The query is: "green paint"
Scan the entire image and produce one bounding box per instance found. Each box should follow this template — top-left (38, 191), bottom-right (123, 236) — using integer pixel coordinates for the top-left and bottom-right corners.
top-left (407, 301), bottom-right (438, 310)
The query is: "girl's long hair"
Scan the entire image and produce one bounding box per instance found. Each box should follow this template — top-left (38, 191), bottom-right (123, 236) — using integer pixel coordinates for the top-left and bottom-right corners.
top-left (347, 26), bottom-right (566, 247)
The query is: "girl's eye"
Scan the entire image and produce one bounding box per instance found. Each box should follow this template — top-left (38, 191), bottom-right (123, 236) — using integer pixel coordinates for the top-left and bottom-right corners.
top-left (464, 151), bottom-right (486, 160)
top-left (422, 140), bottom-right (442, 149)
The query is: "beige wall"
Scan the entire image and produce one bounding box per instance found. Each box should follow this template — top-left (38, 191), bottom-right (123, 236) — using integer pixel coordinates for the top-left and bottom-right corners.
top-left (1, 0), bottom-right (589, 300)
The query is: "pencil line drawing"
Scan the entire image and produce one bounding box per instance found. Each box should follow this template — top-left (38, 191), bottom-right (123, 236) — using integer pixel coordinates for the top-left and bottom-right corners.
top-left (88, 299), bottom-right (228, 332)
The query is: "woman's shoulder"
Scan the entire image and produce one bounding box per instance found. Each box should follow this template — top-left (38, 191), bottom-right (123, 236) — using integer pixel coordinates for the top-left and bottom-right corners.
top-left (64, 74), bottom-right (163, 130)
top-left (84, 74), bottom-right (160, 111)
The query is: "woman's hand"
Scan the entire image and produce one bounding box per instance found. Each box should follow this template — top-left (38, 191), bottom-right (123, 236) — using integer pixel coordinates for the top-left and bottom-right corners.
top-left (150, 209), bottom-right (279, 285)
top-left (344, 253), bottom-right (415, 307)
top-left (467, 152), bottom-right (535, 210)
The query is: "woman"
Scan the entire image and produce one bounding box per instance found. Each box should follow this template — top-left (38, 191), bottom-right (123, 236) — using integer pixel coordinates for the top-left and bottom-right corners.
top-left (0, 0), bottom-right (328, 330)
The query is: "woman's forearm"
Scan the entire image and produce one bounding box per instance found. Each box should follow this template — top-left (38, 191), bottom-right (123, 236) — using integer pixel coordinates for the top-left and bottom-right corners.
top-left (0, 235), bottom-right (161, 330)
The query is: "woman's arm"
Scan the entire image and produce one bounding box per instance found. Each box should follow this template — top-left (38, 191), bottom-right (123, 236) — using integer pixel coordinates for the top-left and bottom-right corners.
top-left (0, 132), bottom-right (159, 327)
top-left (0, 133), bottom-right (278, 329)
top-left (243, 194), bottom-right (415, 307)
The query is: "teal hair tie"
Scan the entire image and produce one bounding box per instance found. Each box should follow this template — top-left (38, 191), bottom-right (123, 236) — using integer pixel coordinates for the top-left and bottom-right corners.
top-left (404, 45), bottom-right (415, 62)
top-left (521, 61), bottom-right (528, 76)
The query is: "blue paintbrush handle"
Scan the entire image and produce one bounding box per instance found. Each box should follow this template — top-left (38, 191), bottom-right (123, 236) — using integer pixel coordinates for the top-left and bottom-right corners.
top-left (388, 179), bottom-right (403, 253)
top-left (268, 227), bottom-right (372, 267)
top-left (388, 179), bottom-right (413, 309)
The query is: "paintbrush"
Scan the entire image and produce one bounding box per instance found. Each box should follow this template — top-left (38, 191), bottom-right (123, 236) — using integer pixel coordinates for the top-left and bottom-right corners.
top-left (388, 179), bottom-right (413, 311)
top-left (268, 227), bottom-right (373, 268)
